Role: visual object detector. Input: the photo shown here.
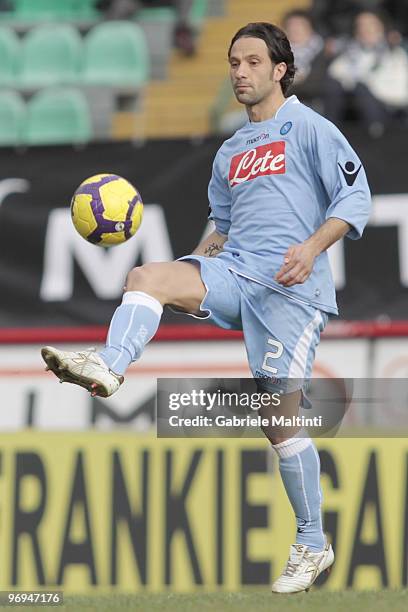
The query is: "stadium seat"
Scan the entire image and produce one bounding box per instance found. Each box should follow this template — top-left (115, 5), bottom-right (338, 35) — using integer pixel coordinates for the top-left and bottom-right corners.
top-left (138, 6), bottom-right (176, 22)
top-left (13, 0), bottom-right (63, 20)
top-left (25, 88), bottom-right (92, 145)
top-left (13, 0), bottom-right (37, 19)
top-left (68, 0), bottom-right (99, 19)
top-left (7, 0), bottom-right (99, 20)
top-left (18, 24), bottom-right (82, 87)
top-left (139, 0), bottom-right (207, 24)
top-left (191, 0), bottom-right (208, 24)
top-left (0, 26), bottom-right (20, 86)
top-left (82, 21), bottom-right (149, 87)
top-left (0, 90), bottom-right (25, 145)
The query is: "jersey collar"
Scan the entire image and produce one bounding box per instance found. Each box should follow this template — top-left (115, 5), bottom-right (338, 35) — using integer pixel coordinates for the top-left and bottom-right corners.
top-left (246, 95), bottom-right (299, 128)
top-left (274, 94), bottom-right (299, 120)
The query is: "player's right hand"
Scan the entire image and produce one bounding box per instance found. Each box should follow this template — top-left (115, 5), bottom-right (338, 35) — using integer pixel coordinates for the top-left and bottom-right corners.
top-left (275, 243), bottom-right (317, 287)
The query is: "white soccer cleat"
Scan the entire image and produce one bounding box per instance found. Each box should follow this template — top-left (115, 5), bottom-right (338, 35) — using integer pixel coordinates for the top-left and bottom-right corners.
top-left (271, 539), bottom-right (334, 594)
top-left (41, 346), bottom-right (124, 398)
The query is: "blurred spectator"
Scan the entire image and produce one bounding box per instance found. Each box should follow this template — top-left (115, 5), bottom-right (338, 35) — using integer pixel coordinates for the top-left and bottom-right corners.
top-left (311, 0), bottom-right (408, 49)
top-left (325, 10), bottom-right (408, 135)
top-left (311, 0), bottom-right (383, 38)
top-left (172, 0), bottom-right (196, 56)
top-left (282, 10), bottom-right (330, 111)
top-left (96, 0), bottom-right (196, 55)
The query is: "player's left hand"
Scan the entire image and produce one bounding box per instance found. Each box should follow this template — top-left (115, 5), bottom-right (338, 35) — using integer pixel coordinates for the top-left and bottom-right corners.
top-left (275, 243), bottom-right (317, 287)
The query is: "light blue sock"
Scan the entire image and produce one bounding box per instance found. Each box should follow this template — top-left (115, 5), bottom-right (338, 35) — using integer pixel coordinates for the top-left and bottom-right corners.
top-left (273, 437), bottom-right (325, 552)
top-left (99, 291), bottom-right (163, 375)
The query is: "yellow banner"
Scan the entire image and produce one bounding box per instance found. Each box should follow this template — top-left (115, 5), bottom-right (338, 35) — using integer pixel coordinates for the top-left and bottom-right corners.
top-left (0, 434), bottom-right (406, 592)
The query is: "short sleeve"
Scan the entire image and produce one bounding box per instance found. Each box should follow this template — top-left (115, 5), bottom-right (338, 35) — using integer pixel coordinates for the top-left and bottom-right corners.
top-left (310, 118), bottom-right (372, 239)
top-left (208, 149), bottom-right (232, 236)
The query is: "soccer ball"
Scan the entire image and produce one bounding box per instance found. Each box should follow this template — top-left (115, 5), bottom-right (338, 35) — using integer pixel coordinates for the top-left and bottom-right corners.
top-left (71, 173), bottom-right (143, 246)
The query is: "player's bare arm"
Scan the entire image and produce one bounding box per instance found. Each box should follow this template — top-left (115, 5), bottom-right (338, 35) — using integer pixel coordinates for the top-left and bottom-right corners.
top-left (275, 218), bottom-right (351, 287)
top-left (192, 229), bottom-right (227, 257)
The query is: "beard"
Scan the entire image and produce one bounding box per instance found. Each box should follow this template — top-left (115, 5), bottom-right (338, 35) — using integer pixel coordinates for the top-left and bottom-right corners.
top-left (233, 71), bottom-right (275, 106)
top-left (234, 89), bottom-right (263, 106)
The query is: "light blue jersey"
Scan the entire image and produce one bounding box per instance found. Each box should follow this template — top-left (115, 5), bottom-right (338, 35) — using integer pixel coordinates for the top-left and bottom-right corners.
top-left (208, 95), bottom-right (372, 315)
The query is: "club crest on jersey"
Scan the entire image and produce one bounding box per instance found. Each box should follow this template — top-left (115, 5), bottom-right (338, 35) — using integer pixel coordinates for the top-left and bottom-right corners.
top-left (280, 121), bottom-right (292, 135)
top-left (229, 141), bottom-right (286, 187)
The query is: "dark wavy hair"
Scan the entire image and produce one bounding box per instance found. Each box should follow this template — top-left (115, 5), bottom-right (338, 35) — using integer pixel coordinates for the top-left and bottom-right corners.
top-left (228, 22), bottom-right (296, 95)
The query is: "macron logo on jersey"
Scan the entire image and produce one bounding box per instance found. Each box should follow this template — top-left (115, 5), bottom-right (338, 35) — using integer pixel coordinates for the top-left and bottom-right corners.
top-left (229, 141), bottom-right (286, 187)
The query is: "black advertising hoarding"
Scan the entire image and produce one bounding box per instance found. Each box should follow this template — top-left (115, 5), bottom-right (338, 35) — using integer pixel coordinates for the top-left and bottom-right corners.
top-left (0, 139), bottom-right (214, 327)
top-left (0, 128), bottom-right (407, 328)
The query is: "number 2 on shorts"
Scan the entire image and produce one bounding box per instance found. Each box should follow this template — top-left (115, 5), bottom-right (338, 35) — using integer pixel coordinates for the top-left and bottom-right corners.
top-left (262, 338), bottom-right (283, 374)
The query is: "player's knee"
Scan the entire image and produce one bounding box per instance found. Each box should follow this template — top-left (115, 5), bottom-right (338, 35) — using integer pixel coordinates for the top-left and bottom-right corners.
top-left (125, 264), bottom-right (161, 294)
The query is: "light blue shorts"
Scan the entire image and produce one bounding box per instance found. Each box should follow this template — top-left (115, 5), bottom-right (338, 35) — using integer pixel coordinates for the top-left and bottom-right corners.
top-left (178, 254), bottom-right (328, 394)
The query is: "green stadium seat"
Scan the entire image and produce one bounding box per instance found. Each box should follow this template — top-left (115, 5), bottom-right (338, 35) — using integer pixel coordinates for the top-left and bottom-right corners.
top-left (19, 24), bottom-right (82, 87)
top-left (8, 0), bottom-right (99, 20)
top-left (14, 0), bottom-right (90, 22)
top-left (14, 0), bottom-right (62, 20)
top-left (25, 87), bottom-right (92, 145)
top-left (0, 26), bottom-right (20, 85)
top-left (191, 0), bottom-right (208, 24)
top-left (138, 6), bottom-right (176, 22)
top-left (82, 21), bottom-right (149, 87)
top-left (69, 0), bottom-right (99, 19)
top-left (0, 90), bottom-right (25, 145)
top-left (138, 0), bottom-right (207, 25)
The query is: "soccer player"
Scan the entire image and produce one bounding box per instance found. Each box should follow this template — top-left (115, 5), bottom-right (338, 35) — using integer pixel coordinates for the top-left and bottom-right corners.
top-left (42, 22), bottom-right (371, 593)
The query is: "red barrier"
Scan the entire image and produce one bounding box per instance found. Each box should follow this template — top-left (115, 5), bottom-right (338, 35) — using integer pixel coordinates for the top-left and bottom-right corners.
top-left (0, 321), bottom-right (407, 344)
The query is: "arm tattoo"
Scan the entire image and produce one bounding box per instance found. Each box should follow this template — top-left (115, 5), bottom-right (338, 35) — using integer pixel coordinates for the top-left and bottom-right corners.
top-left (204, 242), bottom-right (223, 257)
